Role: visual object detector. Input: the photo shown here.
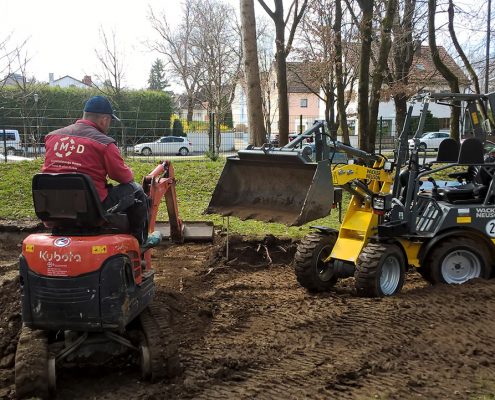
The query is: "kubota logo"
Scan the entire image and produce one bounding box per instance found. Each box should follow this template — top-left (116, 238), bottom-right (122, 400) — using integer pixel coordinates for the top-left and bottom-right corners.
top-left (39, 250), bottom-right (82, 263)
top-left (54, 137), bottom-right (85, 158)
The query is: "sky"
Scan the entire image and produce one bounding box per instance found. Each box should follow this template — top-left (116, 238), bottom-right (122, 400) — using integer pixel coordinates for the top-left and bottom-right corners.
top-left (0, 0), bottom-right (490, 91)
top-left (0, 0), bottom-right (215, 90)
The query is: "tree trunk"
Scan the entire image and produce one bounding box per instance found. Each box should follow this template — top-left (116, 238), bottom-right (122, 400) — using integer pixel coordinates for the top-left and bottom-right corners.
top-left (334, 0), bottom-right (350, 145)
top-left (275, 22), bottom-right (290, 146)
top-left (356, 0), bottom-right (373, 151)
top-left (368, 0), bottom-right (397, 152)
top-left (428, 0), bottom-right (460, 141)
top-left (187, 95), bottom-right (194, 123)
top-left (240, 0), bottom-right (267, 146)
top-left (394, 94), bottom-right (408, 136)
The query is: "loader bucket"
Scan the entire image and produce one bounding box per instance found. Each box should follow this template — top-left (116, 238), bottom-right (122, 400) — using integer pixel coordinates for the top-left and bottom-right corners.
top-left (206, 151), bottom-right (334, 226)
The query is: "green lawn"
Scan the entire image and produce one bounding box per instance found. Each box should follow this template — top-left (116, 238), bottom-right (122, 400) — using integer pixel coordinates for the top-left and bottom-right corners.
top-left (0, 158), bottom-right (341, 238)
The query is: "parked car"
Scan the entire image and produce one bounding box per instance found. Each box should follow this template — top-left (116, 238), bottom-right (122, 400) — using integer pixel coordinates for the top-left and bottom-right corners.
top-left (303, 143), bottom-right (348, 164)
top-left (408, 131), bottom-right (450, 151)
top-left (134, 136), bottom-right (193, 156)
top-left (0, 129), bottom-right (21, 155)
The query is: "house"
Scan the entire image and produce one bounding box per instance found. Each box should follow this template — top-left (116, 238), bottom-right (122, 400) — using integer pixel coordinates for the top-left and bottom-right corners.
top-left (48, 73), bottom-right (93, 89)
top-left (234, 44), bottom-right (470, 139)
top-left (3, 73), bottom-right (26, 86)
top-left (174, 93), bottom-right (208, 123)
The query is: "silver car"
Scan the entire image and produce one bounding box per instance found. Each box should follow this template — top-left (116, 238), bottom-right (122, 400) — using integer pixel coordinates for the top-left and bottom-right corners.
top-left (134, 136), bottom-right (193, 156)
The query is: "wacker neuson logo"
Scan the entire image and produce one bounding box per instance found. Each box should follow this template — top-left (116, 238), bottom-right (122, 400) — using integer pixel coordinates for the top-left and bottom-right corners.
top-left (475, 208), bottom-right (495, 218)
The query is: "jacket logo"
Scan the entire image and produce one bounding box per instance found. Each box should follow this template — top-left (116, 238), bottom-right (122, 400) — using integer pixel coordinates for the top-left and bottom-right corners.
top-left (54, 137), bottom-right (85, 158)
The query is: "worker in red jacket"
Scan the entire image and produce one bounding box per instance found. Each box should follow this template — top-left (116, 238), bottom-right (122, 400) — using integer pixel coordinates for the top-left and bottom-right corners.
top-left (43, 95), bottom-right (157, 246)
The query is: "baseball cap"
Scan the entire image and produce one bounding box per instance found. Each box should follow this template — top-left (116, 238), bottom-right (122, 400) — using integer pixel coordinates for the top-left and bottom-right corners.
top-left (83, 96), bottom-right (120, 121)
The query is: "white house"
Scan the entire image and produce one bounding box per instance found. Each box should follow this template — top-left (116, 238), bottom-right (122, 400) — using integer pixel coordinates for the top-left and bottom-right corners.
top-left (48, 73), bottom-right (92, 89)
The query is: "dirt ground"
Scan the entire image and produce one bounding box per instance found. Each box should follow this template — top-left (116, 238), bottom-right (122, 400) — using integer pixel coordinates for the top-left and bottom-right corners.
top-left (1, 222), bottom-right (495, 399)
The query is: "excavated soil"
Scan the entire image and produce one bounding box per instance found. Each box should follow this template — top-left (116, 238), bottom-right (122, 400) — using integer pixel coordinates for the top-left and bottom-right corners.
top-left (1, 224), bottom-right (495, 399)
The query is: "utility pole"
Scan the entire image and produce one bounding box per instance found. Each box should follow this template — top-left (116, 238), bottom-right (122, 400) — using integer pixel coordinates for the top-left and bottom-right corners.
top-left (486, 0), bottom-right (492, 94)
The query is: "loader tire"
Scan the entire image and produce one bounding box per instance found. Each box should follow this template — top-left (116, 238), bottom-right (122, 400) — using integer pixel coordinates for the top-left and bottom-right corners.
top-left (15, 326), bottom-right (51, 400)
top-left (422, 237), bottom-right (491, 285)
top-left (355, 242), bottom-right (406, 297)
top-left (140, 304), bottom-right (182, 381)
top-left (294, 232), bottom-right (338, 292)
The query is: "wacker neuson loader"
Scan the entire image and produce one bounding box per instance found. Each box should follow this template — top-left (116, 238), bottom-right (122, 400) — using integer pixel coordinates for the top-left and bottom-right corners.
top-left (207, 92), bottom-right (495, 297)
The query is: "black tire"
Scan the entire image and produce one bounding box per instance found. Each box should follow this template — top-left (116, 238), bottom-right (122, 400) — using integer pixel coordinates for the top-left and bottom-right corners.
top-left (15, 326), bottom-right (50, 400)
top-left (294, 232), bottom-right (338, 292)
top-left (178, 147), bottom-right (189, 156)
top-left (7, 147), bottom-right (16, 156)
top-left (418, 143), bottom-right (427, 151)
top-left (139, 305), bottom-right (182, 381)
top-left (422, 237), bottom-right (492, 285)
top-left (355, 242), bottom-right (406, 297)
top-left (141, 147), bottom-right (152, 156)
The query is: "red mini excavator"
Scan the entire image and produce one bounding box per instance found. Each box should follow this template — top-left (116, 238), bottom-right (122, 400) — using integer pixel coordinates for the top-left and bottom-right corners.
top-left (15, 161), bottom-right (212, 399)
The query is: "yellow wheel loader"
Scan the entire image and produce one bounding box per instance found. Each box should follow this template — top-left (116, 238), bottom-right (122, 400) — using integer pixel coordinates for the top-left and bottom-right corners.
top-left (207, 92), bottom-right (495, 297)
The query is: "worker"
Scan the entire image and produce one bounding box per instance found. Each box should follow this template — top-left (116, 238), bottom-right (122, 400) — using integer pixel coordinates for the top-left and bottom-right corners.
top-left (42, 95), bottom-right (159, 247)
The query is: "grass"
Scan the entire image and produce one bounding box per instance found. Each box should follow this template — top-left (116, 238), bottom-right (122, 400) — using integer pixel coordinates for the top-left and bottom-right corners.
top-left (0, 157), bottom-right (341, 238)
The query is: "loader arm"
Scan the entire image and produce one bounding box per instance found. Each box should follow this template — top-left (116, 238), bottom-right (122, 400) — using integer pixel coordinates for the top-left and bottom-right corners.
top-left (328, 157), bottom-right (394, 265)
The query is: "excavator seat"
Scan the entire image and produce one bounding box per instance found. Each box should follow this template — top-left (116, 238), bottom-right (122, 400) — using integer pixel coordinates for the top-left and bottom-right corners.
top-left (32, 173), bottom-right (130, 235)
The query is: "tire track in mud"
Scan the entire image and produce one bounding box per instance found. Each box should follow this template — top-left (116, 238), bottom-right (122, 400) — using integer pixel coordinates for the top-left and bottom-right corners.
top-left (178, 267), bottom-right (495, 400)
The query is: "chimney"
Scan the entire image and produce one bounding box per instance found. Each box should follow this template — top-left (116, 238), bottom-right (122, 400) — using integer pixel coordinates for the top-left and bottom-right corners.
top-left (49, 73), bottom-right (54, 84)
top-left (414, 40), bottom-right (422, 56)
top-left (82, 75), bottom-right (92, 86)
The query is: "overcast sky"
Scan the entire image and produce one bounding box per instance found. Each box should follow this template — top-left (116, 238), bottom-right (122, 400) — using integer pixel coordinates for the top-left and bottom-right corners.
top-left (0, 0), bottom-right (234, 90)
top-left (0, 0), bottom-right (490, 91)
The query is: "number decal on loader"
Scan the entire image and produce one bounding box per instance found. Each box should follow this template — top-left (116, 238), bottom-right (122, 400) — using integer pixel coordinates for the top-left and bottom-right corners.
top-left (485, 219), bottom-right (495, 237)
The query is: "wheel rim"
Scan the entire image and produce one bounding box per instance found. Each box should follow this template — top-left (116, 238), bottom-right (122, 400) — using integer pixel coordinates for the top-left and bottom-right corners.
top-left (441, 250), bottom-right (481, 284)
top-left (7, 148), bottom-right (15, 155)
top-left (380, 255), bottom-right (402, 295)
top-left (315, 245), bottom-right (333, 282)
top-left (142, 148), bottom-right (151, 156)
top-left (180, 148), bottom-right (188, 156)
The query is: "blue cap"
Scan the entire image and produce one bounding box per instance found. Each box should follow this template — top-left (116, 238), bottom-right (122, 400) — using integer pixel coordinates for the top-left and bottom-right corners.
top-left (83, 96), bottom-right (120, 121)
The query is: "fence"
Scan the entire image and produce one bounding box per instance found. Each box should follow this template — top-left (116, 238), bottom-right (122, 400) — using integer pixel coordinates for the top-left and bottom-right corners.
top-left (0, 108), bottom-right (440, 162)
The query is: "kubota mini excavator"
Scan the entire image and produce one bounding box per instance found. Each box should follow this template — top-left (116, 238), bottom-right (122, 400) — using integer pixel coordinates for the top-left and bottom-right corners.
top-left (15, 161), bottom-right (213, 399)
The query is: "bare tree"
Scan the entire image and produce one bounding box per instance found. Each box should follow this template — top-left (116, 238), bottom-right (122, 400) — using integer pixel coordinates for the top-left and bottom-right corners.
top-left (241, 0), bottom-right (266, 145)
top-left (257, 18), bottom-right (276, 136)
top-left (94, 28), bottom-right (126, 101)
top-left (258, 0), bottom-right (308, 146)
top-left (149, 2), bottom-right (202, 122)
top-left (191, 0), bottom-right (242, 155)
top-left (428, 0), bottom-right (460, 141)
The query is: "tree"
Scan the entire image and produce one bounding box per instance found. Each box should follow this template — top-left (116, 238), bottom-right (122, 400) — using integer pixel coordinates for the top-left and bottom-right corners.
top-left (148, 58), bottom-right (170, 91)
top-left (240, 0), bottom-right (266, 146)
top-left (191, 0), bottom-right (242, 156)
top-left (428, 0), bottom-right (460, 141)
top-left (149, 2), bottom-right (202, 122)
top-left (94, 28), bottom-right (126, 101)
top-left (258, 0), bottom-right (308, 146)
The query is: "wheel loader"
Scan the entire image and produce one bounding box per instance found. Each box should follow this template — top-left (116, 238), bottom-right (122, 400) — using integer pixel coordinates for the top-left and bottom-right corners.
top-left (15, 161), bottom-right (213, 399)
top-left (207, 92), bottom-right (495, 297)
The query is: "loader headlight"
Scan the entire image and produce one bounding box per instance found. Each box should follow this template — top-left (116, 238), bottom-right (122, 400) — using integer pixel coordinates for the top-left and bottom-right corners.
top-left (372, 194), bottom-right (392, 214)
top-left (383, 161), bottom-right (393, 171)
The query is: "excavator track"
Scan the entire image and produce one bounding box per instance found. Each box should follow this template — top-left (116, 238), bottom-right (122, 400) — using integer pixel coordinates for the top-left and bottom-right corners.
top-left (139, 304), bottom-right (182, 381)
top-left (15, 326), bottom-right (51, 400)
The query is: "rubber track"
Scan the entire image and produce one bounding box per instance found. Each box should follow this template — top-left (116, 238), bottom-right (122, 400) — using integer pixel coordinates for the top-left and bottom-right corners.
top-left (355, 242), bottom-right (387, 297)
top-left (294, 232), bottom-right (337, 291)
top-left (140, 303), bottom-right (181, 381)
top-left (14, 326), bottom-right (49, 400)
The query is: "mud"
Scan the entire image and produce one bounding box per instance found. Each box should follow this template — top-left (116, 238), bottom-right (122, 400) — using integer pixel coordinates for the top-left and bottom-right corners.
top-left (1, 227), bottom-right (495, 399)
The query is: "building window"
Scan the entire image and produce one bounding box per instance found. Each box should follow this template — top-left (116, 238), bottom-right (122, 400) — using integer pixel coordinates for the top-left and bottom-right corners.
top-left (300, 98), bottom-right (308, 108)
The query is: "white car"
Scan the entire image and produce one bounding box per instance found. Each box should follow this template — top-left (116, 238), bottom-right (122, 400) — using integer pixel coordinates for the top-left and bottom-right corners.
top-left (408, 131), bottom-right (450, 151)
top-left (134, 136), bottom-right (193, 156)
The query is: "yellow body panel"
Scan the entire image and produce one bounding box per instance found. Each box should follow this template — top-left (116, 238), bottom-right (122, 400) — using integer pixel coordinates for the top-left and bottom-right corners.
top-left (398, 239), bottom-right (422, 268)
top-left (325, 158), bottom-right (395, 265)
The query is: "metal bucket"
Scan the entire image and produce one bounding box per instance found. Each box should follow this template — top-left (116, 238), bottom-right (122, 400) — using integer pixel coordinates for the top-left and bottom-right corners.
top-left (205, 151), bottom-right (334, 226)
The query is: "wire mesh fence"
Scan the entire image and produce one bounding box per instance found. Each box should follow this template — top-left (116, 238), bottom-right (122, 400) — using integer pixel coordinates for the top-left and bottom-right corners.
top-left (0, 106), bottom-right (434, 162)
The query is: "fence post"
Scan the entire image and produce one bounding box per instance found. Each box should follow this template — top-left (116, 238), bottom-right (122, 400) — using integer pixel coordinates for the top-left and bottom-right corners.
top-left (300, 115), bottom-right (303, 135)
top-left (2, 128), bottom-right (6, 163)
top-left (378, 117), bottom-right (383, 154)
